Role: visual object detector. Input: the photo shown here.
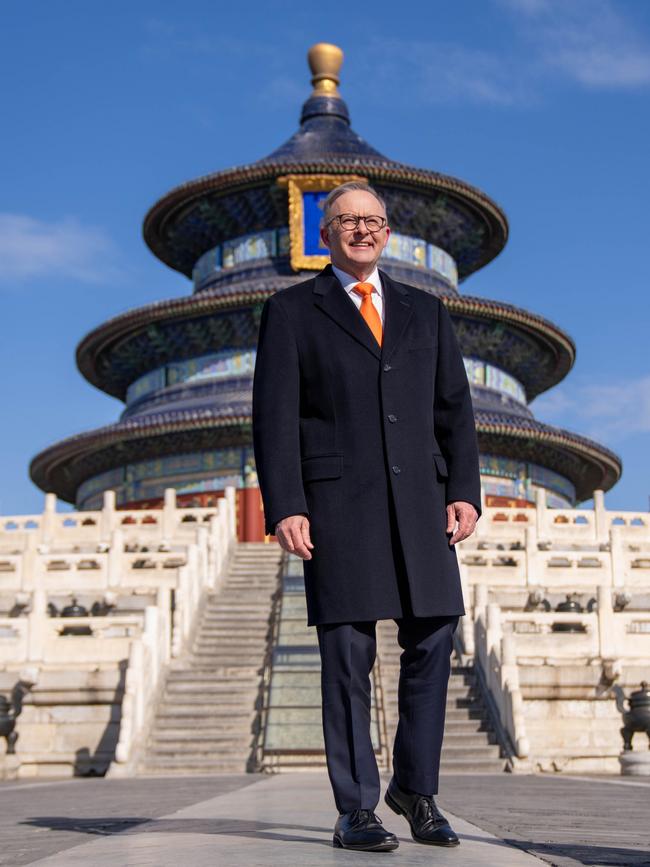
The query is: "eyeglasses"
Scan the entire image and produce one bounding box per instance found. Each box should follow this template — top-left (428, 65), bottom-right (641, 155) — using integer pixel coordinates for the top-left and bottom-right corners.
top-left (325, 213), bottom-right (388, 232)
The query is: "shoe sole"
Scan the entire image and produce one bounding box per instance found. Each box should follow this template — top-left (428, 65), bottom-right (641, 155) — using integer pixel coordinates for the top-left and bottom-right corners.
top-left (333, 834), bottom-right (399, 851)
top-left (384, 791), bottom-right (460, 847)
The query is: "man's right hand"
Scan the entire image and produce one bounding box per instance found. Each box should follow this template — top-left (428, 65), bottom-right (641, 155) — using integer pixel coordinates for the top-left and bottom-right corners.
top-left (274, 515), bottom-right (314, 560)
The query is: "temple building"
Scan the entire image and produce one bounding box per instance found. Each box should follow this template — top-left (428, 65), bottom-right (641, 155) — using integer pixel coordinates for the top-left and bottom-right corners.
top-left (2, 43), bottom-right (647, 783)
top-left (29, 44), bottom-right (621, 536)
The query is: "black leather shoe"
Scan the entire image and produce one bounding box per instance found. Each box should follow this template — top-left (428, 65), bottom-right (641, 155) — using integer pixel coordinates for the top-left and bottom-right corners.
top-left (384, 776), bottom-right (460, 846)
top-left (333, 808), bottom-right (399, 851)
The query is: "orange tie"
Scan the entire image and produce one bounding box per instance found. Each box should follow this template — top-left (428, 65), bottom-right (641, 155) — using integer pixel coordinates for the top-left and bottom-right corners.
top-left (353, 282), bottom-right (383, 347)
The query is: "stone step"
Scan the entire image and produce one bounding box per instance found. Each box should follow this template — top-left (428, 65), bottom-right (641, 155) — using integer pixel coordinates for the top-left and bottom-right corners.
top-left (225, 569), bottom-right (279, 576)
top-left (192, 642), bottom-right (267, 653)
top-left (206, 587), bottom-right (269, 595)
top-left (154, 714), bottom-right (254, 729)
top-left (169, 663), bottom-right (263, 675)
top-left (198, 623), bottom-right (270, 631)
top-left (139, 758), bottom-right (251, 774)
top-left (151, 721), bottom-right (254, 737)
top-left (187, 653), bottom-right (265, 664)
top-left (150, 731), bottom-right (254, 746)
top-left (156, 709), bottom-right (255, 721)
top-left (199, 621), bottom-right (271, 630)
top-left (158, 698), bottom-right (257, 713)
top-left (190, 651), bottom-right (265, 662)
top-left (147, 745), bottom-right (253, 758)
top-left (165, 682), bottom-right (260, 696)
top-left (159, 677), bottom-right (259, 704)
top-left (155, 707), bottom-right (254, 721)
top-left (214, 586), bottom-right (277, 594)
top-left (196, 629), bottom-right (270, 639)
top-left (199, 630), bottom-right (268, 639)
top-left (201, 613), bottom-right (272, 622)
top-left (225, 574), bottom-right (279, 581)
top-left (193, 633), bottom-right (268, 643)
top-left (166, 668), bottom-right (261, 681)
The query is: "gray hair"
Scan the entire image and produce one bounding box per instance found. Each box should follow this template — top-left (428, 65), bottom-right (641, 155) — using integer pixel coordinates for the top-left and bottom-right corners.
top-left (320, 182), bottom-right (387, 229)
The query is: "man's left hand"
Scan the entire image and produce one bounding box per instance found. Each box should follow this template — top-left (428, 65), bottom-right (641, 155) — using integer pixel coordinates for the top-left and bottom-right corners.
top-left (446, 501), bottom-right (478, 546)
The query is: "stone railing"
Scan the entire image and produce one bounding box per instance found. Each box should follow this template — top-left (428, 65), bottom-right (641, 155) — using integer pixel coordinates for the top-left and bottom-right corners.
top-left (474, 489), bottom-right (649, 546)
top-left (460, 527), bottom-right (650, 591)
top-left (106, 487), bottom-right (237, 775)
top-left (109, 591), bottom-right (171, 777)
top-left (0, 486), bottom-right (238, 778)
top-left (473, 585), bottom-right (530, 767)
top-left (471, 582), bottom-right (650, 772)
top-left (0, 488), bottom-right (225, 550)
top-left (0, 612), bottom-right (144, 666)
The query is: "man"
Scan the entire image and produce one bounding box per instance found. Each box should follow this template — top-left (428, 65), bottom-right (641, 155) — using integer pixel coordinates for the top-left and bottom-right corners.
top-left (252, 181), bottom-right (481, 852)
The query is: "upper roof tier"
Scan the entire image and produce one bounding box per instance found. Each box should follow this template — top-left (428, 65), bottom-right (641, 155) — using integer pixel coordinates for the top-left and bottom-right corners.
top-left (143, 43), bottom-right (509, 282)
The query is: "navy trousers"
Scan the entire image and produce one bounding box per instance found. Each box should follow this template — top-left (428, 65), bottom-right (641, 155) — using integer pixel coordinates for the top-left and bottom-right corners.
top-left (316, 611), bottom-right (459, 814)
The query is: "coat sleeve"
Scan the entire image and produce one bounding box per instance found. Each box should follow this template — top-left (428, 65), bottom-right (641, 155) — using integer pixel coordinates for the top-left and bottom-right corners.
top-left (252, 294), bottom-right (308, 536)
top-left (433, 297), bottom-right (483, 519)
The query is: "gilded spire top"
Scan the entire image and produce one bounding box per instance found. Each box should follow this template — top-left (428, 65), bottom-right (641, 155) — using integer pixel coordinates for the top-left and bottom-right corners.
top-left (307, 43), bottom-right (343, 96)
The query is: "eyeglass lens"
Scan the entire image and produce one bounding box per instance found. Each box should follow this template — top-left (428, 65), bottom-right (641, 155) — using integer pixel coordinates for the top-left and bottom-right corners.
top-left (336, 214), bottom-right (386, 231)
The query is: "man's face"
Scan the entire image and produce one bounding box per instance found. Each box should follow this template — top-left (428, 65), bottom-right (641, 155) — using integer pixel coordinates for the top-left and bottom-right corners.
top-left (319, 190), bottom-right (391, 276)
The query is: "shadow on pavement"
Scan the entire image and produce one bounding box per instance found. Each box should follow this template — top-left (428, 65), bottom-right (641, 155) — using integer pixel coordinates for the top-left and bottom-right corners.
top-left (20, 817), bottom-right (336, 848)
top-left (497, 837), bottom-right (650, 867)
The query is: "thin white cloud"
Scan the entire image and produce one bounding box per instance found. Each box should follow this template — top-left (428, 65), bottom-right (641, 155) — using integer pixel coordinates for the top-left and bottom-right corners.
top-left (499, 0), bottom-right (650, 88)
top-left (360, 38), bottom-right (531, 108)
top-left (361, 0), bottom-right (650, 111)
top-left (531, 373), bottom-right (650, 440)
top-left (139, 4), bottom-right (650, 115)
top-left (0, 214), bottom-right (120, 285)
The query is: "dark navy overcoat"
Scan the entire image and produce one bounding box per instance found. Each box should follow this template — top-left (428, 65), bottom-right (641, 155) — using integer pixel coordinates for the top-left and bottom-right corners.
top-left (252, 264), bottom-right (482, 627)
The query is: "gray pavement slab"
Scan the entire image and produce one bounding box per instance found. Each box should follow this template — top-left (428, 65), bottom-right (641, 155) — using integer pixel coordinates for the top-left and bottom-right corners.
top-left (21, 773), bottom-right (541, 867)
top-left (438, 773), bottom-right (650, 867)
top-left (0, 775), bottom-right (259, 866)
top-left (0, 771), bottom-right (648, 866)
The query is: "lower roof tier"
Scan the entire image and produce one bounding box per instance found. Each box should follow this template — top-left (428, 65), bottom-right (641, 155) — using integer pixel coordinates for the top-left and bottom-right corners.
top-left (30, 406), bottom-right (621, 507)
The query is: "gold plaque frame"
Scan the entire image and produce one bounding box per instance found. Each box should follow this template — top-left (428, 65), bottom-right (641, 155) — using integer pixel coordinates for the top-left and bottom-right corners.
top-left (279, 174), bottom-right (367, 271)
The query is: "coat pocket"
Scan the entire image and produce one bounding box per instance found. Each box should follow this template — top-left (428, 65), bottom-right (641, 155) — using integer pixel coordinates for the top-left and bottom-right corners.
top-left (301, 453), bottom-right (343, 483)
top-left (432, 451), bottom-right (449, 479)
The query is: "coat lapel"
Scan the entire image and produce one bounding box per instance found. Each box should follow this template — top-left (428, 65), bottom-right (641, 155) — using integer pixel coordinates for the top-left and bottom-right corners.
top-left (313, 264), bottom-right (413, 363)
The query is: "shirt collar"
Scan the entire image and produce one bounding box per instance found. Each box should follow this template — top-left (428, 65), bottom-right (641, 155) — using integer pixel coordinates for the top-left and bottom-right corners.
top-left (331, 264), bottom-right (382, 298)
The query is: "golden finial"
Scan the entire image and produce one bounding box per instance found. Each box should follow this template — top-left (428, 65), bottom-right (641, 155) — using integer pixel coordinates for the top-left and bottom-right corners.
top-left (307, 43), bottom-right (344, 96)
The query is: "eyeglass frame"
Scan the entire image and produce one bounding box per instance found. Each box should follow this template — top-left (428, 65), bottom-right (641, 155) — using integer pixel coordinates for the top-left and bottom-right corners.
top-left (324, 213), bottom-right (388, 232)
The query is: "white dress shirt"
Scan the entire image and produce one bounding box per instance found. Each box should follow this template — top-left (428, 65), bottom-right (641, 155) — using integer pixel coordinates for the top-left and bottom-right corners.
top-left (331, 264), bottom-right (385, 328)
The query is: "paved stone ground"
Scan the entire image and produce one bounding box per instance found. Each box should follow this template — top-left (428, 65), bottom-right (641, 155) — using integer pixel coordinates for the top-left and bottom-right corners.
top-left (438, 773), bottom-right (650, 867)
top-left (0, 771), bottom-right (647, 866)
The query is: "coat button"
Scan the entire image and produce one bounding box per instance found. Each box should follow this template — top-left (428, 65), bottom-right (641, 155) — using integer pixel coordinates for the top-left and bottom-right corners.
top-left (387, 414), bottom-right (397, 423)
top-left (392, 465), bottom-right (401, 474)
top-left (383, 363), bottom-right (392, 371)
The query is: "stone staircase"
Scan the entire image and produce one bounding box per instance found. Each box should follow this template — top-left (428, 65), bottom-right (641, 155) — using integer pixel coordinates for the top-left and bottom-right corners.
top-left (260, 556), bottom-right (383, 770)
top-left (259, 554), bottom-right (506, 773)
top-left (376, 621), bottom-right (507, 773)
top-left (138, 545), bottom-right (506, 775)
top-left (138, 542), bottom-right (283, 775)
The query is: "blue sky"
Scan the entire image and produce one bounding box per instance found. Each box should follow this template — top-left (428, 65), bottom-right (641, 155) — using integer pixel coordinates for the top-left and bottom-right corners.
top-left (1, 0), bottom-right (649, 515)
